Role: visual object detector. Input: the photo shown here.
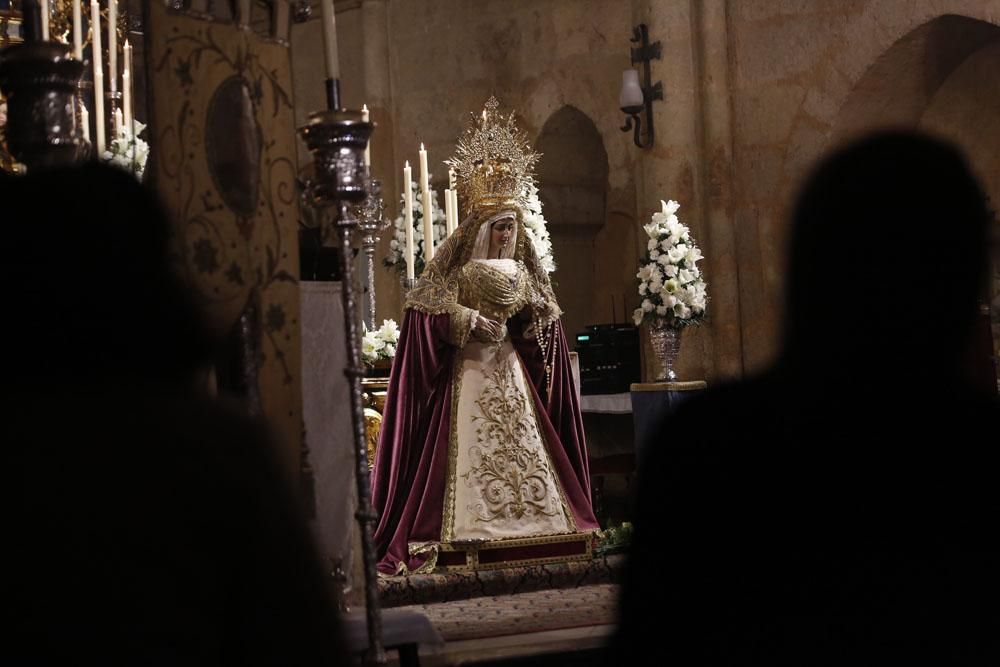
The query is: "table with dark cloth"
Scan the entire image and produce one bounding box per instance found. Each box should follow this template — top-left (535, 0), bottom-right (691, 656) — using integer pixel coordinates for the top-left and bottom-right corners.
top-left (630, 381), bottom-right (708, 470)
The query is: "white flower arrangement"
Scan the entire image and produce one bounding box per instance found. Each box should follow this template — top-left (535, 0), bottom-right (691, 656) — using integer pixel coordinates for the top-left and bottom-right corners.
top-left (384, 182), bottom-right (448, 278)
top-left (521, 182), bottom-right (556, 273)
top-left (362, 318), bottom-right (401, 366)
top-left (102, 120), bottom-right (149, 180)
top-left (632, 199), bottom-right (708, 327)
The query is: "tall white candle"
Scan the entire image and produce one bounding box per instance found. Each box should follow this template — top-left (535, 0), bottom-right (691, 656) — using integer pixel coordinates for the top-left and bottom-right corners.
top-left (122, 70), bottom-right (131, 131)
top-left (125, 38), bottom-right (133, 77)
top-left (108, 0), bottom-right (117, 94)
top-left (72, 0), bottom-right (83, 58)
top-left (80, 103), bottom-right (90, 142)
top-left (122, 41), bottom-right (132, 134)
top-left (403, 162), bottom-right (415, 281)
top-left (449, 188), bottom-right (455, 234)
top-left (319, 0), bottom-right (339, 79)
top-left (114, 107), bottom-right (123, 134)
top-left (40, 0), bottom-right (49, 40)
top-left (419, 144), bottom-right (434, 262)
top-left (93, 70), bottom-right (105, 154)
top-left (444, 188), bottom-right (454, 235)
top-left (91, 0), bottom-right (105, 155)
top-left (361, 104), bottom-right (370, 169)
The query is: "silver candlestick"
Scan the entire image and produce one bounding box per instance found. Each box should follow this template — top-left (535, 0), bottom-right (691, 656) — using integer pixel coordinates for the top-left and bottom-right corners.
top-left (355, 174), bottom-right (388, 331)
top-left (0, 40), bottom-right (89, 170)
top-left (298, 107), bottom-right (386, 667)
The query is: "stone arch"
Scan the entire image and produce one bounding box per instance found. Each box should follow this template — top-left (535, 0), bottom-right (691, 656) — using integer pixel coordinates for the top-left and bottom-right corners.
top-left (818, 14), bottom-right (1000, 389)
top-left (738, 10), bottom-right (1000, 381)
top-left (535, 105), bottom-right (609, 227)
top-left (534, 105), bottom-right (610, 340)
top-left (831, 15), bottom-right (1000, 141)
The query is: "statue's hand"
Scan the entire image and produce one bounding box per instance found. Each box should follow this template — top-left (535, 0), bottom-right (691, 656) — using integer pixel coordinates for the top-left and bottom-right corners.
top-left (474, 315), bottom-right (502, 340)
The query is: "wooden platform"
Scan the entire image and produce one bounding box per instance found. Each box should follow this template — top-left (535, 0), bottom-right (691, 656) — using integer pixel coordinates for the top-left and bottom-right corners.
top-left (378, 553), bottom-right (624, 608)
top-left (432, 532), bottom-right (593, 572)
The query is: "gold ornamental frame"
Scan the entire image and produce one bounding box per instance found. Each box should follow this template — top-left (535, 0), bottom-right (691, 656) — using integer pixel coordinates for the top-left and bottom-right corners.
top-left (435, 533), bottom-right (593, 573)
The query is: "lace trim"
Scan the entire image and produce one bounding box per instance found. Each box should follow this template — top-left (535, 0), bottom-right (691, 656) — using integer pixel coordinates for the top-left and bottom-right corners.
top-left (442, 354), bottom-right (465, 542)
top-left (447, 305), bottom-right (478, 347)
top-left (389, 542), bottom-right (439, 576)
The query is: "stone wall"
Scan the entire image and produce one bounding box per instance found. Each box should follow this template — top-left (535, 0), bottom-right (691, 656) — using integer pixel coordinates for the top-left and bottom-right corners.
top-left (380, 0), bottom-right (640, 338)
top-left (290, 0), bottom-right (1000, 386)
top-left (725, 0), bottom-right (1000, 378)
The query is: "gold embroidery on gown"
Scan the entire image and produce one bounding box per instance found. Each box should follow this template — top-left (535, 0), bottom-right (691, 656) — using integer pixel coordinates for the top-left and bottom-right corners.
top-left (440, 259), bottom-right (573, 544)
top-left (464, 358), bottom-right (558, 523)
top-left (390, 99), bottom-right (591, 573)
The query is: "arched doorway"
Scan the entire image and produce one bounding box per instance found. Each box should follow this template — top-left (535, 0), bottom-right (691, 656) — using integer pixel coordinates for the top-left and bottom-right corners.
top-left (831, 15), bottom-right (1000, 391)
top-left (535, 105), bottom-right (610, 341)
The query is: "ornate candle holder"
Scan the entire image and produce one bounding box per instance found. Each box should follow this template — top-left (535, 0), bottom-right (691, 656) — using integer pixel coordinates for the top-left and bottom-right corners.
top-left (355, 174), bottom-right (389, 330)
top-left (300, 109), bottom-right (369, 204)
top-left (298, 108), bottom-right (386, 667)
top-left (401, 276), bottom-right (416, 299)
top-left (105, 89), bottom-right (122, 137)
top-left (0, 40), bottom-right (88, 170)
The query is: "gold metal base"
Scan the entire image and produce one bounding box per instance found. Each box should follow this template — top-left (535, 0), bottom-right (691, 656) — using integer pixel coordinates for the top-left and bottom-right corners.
top-left (630, 380), bottom-right (707, 392)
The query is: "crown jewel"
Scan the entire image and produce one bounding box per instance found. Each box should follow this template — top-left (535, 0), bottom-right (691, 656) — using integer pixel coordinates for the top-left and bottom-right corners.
top-left (446, 97), bottom-right (540, 214)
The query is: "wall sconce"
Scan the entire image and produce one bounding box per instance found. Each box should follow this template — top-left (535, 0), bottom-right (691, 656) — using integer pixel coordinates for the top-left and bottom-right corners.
top-left (620, 23), bottom-right (662, 149)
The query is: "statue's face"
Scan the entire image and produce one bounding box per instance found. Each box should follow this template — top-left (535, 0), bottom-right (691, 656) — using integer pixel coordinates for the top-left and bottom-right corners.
top-left (489, 218), bottom-right (515, 258)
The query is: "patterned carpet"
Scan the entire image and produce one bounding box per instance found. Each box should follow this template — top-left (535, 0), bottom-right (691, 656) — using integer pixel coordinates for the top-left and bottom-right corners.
top-left (399, 583), bottom-right (619, 641)
top-left (378, 554), bottom-right (625, 608)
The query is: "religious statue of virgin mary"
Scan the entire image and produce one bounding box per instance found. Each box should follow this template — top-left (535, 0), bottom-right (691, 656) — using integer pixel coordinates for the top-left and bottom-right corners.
top-left (371, 98), bottom-right (598, 575)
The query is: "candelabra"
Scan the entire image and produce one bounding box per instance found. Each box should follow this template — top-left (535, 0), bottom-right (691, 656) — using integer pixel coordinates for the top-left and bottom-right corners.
top-left (0, 39), bottom-right (88, 170)
top-left (355, 175), bottom-right (389, 330)
top-left (298, 107), bottom-right (386, 666)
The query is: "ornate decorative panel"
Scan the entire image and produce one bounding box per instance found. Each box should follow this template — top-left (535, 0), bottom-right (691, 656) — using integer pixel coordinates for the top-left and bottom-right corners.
top-left (148, 1), bottom-right (303, 466)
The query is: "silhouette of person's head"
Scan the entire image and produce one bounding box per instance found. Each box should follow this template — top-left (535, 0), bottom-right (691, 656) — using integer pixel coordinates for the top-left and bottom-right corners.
top-left (783, 131), bottom-right (990, 383)
top-left (3, 162), bottom-right (215, 388)
top-left (4, 164), bottom-right (348, 664)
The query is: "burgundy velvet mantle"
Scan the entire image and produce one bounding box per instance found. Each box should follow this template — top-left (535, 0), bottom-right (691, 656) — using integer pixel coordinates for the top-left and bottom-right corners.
top-left (370, 310), bottom-right (598, 574)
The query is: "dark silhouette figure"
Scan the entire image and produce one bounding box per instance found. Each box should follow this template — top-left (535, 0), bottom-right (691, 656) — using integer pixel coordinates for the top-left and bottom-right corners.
top-left (615, 132), bottom-right (1000, 664)
top-left (2, 164), bottom-right (346, 664)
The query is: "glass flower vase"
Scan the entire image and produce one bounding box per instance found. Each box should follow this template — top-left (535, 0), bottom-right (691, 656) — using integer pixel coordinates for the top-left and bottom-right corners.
top-left (648, 317), bottom-right (683, 382)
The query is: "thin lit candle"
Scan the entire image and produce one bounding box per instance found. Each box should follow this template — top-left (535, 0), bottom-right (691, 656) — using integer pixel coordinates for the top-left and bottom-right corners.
top-left (72, 0), bottom-right (83, 59)
top-left (122, 40), bottom-right (132, 134)
top-left (91, 0), bottom-right (105, 155)
top-left (418, 144), bottom-right (434, 262)
top-left (450, 190), bottom-right (459, 229)
top-left (403, 161), bottom-right (415, 281)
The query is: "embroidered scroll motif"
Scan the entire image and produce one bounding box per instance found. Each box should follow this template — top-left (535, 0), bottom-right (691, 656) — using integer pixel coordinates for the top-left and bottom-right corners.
top-left (462, 358), bottom-right (558, 523)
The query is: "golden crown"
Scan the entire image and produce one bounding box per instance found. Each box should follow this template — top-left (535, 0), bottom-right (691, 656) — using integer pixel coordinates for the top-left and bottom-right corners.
top-left (446, 97), bottom-right (540, 215)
